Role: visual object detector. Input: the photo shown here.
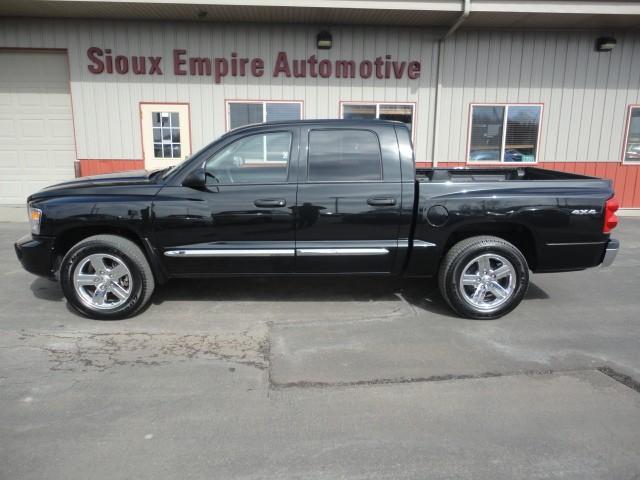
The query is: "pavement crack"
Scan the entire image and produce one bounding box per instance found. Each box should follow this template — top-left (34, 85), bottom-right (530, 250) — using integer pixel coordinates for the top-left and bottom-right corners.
top-left (269, 367), bottom-right (604, 390)
top-left (597, 367), bottom-right (640, 395)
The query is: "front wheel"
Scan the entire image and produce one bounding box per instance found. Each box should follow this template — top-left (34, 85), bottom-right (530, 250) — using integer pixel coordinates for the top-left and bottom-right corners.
top-left (438, 236), bottom-right (529, 319)
top-left (59, 235), bottom-right (155, 320)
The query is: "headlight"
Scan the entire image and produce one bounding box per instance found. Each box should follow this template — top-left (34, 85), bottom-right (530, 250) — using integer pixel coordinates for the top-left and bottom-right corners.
top-left (27, 204), bottom-right (42, 235)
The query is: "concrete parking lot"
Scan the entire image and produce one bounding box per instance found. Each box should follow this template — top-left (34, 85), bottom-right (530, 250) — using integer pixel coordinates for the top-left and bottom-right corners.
top-left (1, 220), bottom-right (640, 479)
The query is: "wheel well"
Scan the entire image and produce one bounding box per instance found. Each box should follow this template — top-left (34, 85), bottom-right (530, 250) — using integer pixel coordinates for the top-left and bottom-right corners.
top-left (53, 226), bottom-right (147, 266)
top-left (53, 226), bottom-right (168, 284)
top-left (443, 223), bottom-right (538, 270)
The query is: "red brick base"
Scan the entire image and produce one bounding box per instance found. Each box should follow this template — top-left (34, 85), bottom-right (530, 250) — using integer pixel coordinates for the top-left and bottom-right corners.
top-left (78, 159), bottom-right (144, 177)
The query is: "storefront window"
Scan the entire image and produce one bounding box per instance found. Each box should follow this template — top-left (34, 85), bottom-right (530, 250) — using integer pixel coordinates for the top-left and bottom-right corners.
top-left (342, 104), bottom-right (376, 120)
top-left (342, 103), bottom-right (414, 135)
top-left (152, 111), bottom-right (181, 159)
top-left (227, 101), bottom-right (302, 130)
top-left (469, 104), bottom-right (542, 163)
top-left (623, 106), bottom-right (640, 162)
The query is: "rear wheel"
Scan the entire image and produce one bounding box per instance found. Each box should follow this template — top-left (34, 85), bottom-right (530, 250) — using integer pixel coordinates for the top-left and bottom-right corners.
top-left (438, 236), bottom-right (529, 319)
top-left (60, 235), bottom-right (155, 320)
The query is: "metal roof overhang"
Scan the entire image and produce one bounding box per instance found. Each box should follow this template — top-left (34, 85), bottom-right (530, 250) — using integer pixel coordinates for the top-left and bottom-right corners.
top-left (1, 0), bottom-right (639, 29)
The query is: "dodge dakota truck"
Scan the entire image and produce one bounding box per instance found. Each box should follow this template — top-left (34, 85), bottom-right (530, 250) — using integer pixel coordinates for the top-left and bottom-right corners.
top-left (15, 120), bottom-right (619, 320)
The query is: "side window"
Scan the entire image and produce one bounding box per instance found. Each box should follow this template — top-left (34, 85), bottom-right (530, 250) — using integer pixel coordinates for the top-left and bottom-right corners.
top-left (469, 104), bottom-right (542, 163)
top-left (205, 131), bottom-right (292, 185)
top-left (308, 129), bottom-right (382, 182)
top-left (623, 106), bottom-right (640, 162)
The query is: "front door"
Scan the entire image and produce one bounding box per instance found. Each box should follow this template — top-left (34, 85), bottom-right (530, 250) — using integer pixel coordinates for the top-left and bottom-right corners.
top-left (294, 125), bottom-right (403, 273)
top-left (153, 128), bottom-right (298, 275)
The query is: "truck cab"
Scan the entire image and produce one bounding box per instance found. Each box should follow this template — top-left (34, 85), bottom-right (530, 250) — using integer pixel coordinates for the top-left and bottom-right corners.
top-left (154, 120), bottom-right (413, 277)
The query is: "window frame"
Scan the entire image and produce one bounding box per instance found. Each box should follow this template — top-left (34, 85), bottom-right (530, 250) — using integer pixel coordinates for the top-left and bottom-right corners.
top-left (622, 104), bottom-right (640, 164)
top-left (339, 101), bottom-right (416, 143)
top-left (306, 128), bottom-right (384, 184)
top-left (466, 102), bottom-right (544, 165)
top-left (225, 100), bottom-right (304, 131)
top-left (139, 102), bottom-right (191, 171)
top-left (151, 111), bottom-right (182, 160)
top-left (204, 129), bottom-right (294, 186)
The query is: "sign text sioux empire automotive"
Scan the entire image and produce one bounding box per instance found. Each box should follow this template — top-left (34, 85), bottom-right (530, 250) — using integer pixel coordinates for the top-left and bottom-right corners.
top-left (86, 48), bottom-right (421, 83)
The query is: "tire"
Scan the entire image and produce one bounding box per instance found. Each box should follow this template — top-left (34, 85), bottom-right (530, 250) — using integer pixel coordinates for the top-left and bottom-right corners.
top-left (59, 235), bottom-right (155, 320)
top-left (438, 235), bottom-right (529, 320)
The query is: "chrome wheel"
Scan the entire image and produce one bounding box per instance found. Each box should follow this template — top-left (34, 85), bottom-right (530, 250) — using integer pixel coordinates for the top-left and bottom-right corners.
top-left (459, 253), bottom-right (516, 312)
top-left (72, 253), bottom-right (132, 310)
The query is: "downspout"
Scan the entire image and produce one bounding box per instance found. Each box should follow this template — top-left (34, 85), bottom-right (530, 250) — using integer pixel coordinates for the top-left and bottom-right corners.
top-left (431, 0), bottom-right (471, 167)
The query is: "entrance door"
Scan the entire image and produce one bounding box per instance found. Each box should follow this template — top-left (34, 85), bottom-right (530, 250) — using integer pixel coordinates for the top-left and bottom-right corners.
top-left (153, 128), bottom-right (298, 275)
top-left (140, 103), bottom-right (191, 171)
top-left (294, 125), bottom-right (403, 273)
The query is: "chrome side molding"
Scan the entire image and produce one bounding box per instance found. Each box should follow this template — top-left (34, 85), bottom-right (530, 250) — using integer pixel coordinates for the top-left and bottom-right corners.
top-left (412, 240), bottom-right (436, 248)
top-left (165, 249), bottom-right (295, 257)
top-left (164, 241), bottom-right (436, 258)
top-left (164, 247), bottom-right (391, 257)
top-left (296, 248), bottom-right (389, 256)
top-left (546, 241), bottom-right (607, 247)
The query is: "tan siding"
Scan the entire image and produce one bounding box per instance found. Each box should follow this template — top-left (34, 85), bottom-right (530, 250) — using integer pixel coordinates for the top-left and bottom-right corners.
top-left (0, 18), bottom-right (438, 162)
top-left (1, 19), bottom-right (639, 166)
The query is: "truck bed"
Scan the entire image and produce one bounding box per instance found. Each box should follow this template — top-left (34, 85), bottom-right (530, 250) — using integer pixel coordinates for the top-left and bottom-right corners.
top-left (416, 166), bottom-right (594, 183)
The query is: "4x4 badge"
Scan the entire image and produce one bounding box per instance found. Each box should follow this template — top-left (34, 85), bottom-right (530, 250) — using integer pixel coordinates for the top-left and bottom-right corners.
top-left (571, 209), bottom-right (597, 215)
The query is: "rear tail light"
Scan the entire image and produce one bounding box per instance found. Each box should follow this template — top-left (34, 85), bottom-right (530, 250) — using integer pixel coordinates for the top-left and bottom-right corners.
top-left (603, 197), bottom-right (619, 234)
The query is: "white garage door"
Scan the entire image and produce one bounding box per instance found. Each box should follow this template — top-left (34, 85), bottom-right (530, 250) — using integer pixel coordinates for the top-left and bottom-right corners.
top-left (0, 51), bottom-right (76, 205)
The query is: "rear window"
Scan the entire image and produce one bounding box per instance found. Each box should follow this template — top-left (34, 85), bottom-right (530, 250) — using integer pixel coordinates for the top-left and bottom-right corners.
top-left (308, 129), bottom-right (382, 182)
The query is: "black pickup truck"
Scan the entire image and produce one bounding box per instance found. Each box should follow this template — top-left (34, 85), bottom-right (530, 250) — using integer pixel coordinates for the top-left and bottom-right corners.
top-left (15, 120), bottom-right (619, 320)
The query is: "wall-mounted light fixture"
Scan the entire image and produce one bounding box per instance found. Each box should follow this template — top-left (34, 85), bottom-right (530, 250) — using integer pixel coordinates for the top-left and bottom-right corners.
top-left (596, 37), bottom-right (617, 52)
top-left (317, 31), bottom-right (332, 50)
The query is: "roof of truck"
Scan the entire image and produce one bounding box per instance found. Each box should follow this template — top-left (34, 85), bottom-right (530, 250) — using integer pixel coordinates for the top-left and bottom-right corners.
top-left (227, 118), bottom-right (406, 135)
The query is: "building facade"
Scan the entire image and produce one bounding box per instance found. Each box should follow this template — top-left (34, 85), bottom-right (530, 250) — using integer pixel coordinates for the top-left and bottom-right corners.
top-left (1, 1), bottom-right (640, 208)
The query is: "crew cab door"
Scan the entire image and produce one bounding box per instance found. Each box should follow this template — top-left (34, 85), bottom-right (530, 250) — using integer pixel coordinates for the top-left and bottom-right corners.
top-left (152, 127), bottom-right (299, 275)
top-left (294, 125), bottom-right (404, 273)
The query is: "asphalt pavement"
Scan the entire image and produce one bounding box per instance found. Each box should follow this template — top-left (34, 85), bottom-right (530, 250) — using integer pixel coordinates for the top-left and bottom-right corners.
top-left (1, 220), bottom-right (639, 479)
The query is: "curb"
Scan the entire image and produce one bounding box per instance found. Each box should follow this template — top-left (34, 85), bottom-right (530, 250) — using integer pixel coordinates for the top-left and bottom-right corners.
top-left (0, 205), bottom-right (26, 222)
top-left (619, 209), bottom-right (640, 217)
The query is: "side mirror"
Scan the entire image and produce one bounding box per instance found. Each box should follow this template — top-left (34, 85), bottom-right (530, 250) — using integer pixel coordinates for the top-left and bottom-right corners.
top-left (182, 167), bottom-right (206, 189)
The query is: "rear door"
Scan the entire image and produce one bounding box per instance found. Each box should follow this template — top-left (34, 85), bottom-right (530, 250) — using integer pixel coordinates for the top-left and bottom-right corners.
top-left (294, 124), bottom-right (404, 273)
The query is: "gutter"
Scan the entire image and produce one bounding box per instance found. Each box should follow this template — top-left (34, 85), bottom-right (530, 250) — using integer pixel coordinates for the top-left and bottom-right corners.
top-left (431, 0), bottom-right (471, 167)
top-left (443, 0), bottom-right (471, 40)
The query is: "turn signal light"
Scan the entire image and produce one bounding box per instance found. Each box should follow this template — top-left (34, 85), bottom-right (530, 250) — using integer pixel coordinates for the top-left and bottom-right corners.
top-left (27, 204), bottom-right (42, 235)
top-left (603, 197), bottom-right (619, 233)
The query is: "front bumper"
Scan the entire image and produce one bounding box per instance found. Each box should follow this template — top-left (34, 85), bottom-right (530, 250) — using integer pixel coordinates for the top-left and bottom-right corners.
top-left (601, 238), bottom-right (619, 268)
top-left (14, 234), bottom-right (56, 279)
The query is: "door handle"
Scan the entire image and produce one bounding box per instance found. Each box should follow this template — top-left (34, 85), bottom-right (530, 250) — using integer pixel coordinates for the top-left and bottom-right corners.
top-left (254, 199), bottom-right (287, 208)
top-left (367, 196), bottom-right (396, 206)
